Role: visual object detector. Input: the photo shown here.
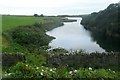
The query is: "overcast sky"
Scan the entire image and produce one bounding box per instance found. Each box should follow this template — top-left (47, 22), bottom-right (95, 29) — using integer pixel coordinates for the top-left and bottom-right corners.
top-left (0, 0), bottom-right (119, 15)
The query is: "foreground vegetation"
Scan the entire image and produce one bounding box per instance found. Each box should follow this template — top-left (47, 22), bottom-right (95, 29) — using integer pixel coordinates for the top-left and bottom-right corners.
top-left (2, 62), bottom-right (120, 79)
top-left (2, 51), bottom-right (120, 79)
top-left (2, 14), bottom-right (120, 79)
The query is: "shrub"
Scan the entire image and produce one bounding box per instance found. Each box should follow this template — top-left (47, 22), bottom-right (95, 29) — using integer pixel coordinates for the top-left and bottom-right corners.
top-left (3, 62), bottom-right (120, 79)
top-left (11, 26), bottom-right (53, 49)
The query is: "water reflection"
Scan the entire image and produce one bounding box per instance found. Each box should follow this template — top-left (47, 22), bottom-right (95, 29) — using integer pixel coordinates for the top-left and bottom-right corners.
top-left (46, 17), bottom-right (105, 53)
top-left (90, 32), bottom-right (120, 52)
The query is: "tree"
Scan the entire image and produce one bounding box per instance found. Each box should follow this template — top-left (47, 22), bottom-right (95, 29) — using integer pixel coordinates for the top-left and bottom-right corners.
top-left (34, 14), bottom-right (39, 17)
top-left (40, 14), bottom-right (44, 17)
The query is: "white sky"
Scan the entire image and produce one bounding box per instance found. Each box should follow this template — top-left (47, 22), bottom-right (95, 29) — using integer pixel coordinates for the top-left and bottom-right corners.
top-left (0, 0), bottom-right (119, 15)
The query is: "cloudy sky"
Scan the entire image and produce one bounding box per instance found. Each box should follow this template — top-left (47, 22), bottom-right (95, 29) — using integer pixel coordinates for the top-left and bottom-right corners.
top-left (0, 0), bottom-right (118, 15)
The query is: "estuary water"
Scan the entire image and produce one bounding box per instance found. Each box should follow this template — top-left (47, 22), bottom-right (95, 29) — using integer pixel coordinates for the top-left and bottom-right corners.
top-left (46, 17), bottom-right (105, 53)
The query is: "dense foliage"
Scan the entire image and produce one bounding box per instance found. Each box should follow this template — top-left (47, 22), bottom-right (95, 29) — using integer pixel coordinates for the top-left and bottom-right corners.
top-left (81, 3), bottom-right (120, 39)
top-left (2, 62), bottom-right (120, 79)
top-left (11, 25), bottom-right (52, 48)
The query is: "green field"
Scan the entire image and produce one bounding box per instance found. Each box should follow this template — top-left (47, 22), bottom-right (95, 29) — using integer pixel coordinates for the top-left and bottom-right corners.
top-left (2, 15), bottom-right (46, 31)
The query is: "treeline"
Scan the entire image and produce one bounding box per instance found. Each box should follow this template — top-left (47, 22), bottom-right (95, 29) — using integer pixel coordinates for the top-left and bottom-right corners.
top-left (34, 14), bottom-right (44, 17)
top-left (81, 3), bottom-right (120, 39)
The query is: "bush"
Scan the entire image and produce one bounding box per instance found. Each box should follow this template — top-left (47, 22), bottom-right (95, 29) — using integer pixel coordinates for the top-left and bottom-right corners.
top-left (11, 25), bottom-right (53, 49)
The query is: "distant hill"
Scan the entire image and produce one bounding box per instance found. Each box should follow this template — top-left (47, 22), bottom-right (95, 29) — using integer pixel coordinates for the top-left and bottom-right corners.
top-left (81, 3), bottom-right (120, 39)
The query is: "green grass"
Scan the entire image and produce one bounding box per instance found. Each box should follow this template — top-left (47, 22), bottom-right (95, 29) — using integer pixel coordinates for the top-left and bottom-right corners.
top-left (2, 15), bottom-right (45, 31)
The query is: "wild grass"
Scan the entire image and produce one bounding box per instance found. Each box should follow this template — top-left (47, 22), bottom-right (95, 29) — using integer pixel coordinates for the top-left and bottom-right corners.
top-left (2, 15), bottom-right (63, 31)
top-left (2, 15), bottom-right (43, 31)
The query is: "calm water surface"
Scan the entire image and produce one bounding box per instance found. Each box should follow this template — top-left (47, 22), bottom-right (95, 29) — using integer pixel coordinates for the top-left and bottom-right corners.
top-left (46, 17), bottom-right (105, 53)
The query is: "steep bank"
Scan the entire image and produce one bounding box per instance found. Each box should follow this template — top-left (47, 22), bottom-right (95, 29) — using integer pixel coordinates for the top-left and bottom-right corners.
top-left (81, 3), bottom-right (120, 39)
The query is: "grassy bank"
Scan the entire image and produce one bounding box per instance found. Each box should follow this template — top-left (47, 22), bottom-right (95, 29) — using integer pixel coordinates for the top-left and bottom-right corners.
top-left (2, 15), bottom-right (120, 79)
top-left (2, 15), bottom-right (42, 49)
top-left (2, 15), bottom-right (63, 51)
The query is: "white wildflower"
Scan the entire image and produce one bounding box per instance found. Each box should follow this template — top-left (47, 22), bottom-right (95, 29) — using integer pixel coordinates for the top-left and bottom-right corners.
top-left (4, 73), bottom-right (12, 76)
top-left (74, 70), bottom-right (77, 73)
top-left (89, 67), bottom-right (92, 70)
top-left (40, 72), bottom-right (43, 76)
top-left (69, 71), bottom-right (72, 74)
top-left (50, 69), bottom-right (53, 71)
top-left (4, 74), bottom-right (8, 76)
top-left (42, 69), bottom-right (44, 72)
top-left (36, 67), bottom-right (39, 70)
top-left (8, 73), bottom-right (12, 76)
top-left (113, 71), bottom-right (115, 73)
top-left (108, 69), bottom-right (111, 71)
top-left (26, 64), bottom-right (28, 67)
